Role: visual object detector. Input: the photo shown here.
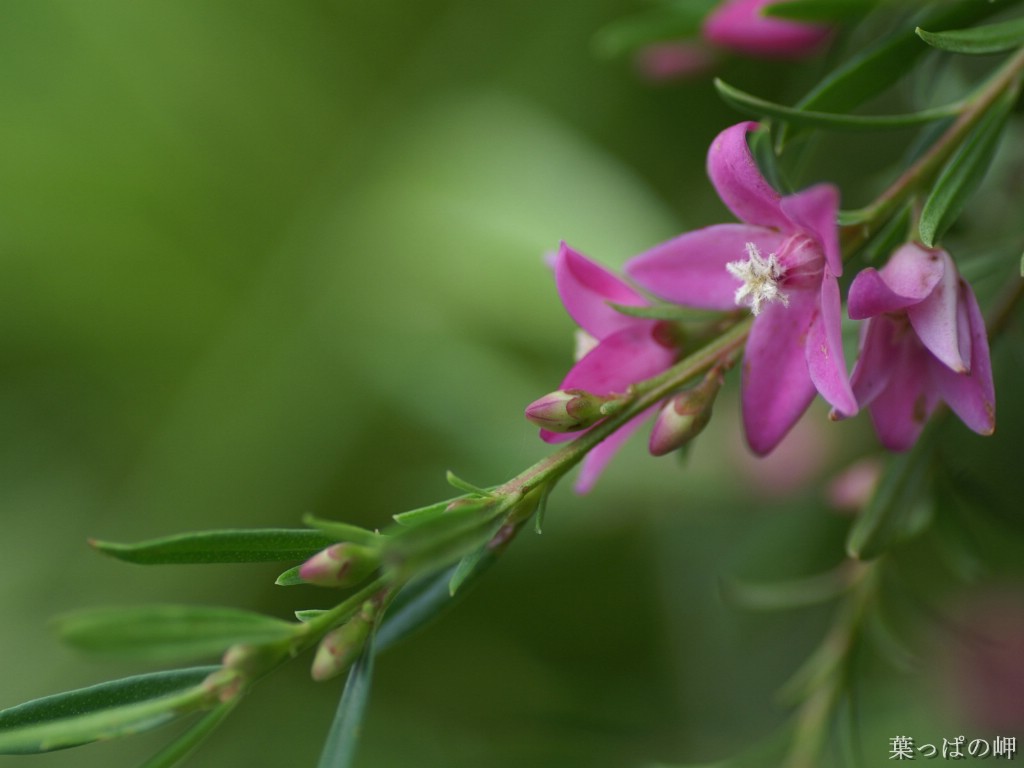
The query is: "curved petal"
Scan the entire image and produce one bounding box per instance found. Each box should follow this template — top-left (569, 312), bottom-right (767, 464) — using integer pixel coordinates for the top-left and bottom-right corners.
top-left (555, 242), bottom-right (646, 339)
top-left (540, 325), bottom-right (676, 442)
top-left (907, 250), bottom-right (969, 373)
top-left (741, 288), bottom-right (818, 455)
top-left (805, 268), bottom-right (857, 416)
top-left (702, 0), bottom-right (831, 59)
top-left (867, 340), bottom-right (937, 451)
top-left (573, 409), bottom-right (655, 494)
top-left (930, 280), bottom-right (995, 436)
top-left (779, 184), bottom-right (841, 275)
top-left (848, 243), bottom-right (947, 320)
top-left (849, 315), bottom-right (900, 410)
top-left (625, 224), bottom-right (787, 309)
top-left (707, 122), bottom-right (790, 230)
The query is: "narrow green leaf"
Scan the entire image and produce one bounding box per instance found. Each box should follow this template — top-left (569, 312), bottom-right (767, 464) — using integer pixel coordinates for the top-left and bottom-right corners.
top-left (392, 498), bottom-right (454, 526)
top-left (715, 78), bottom-right (961, 131)
top-left (138, 699), bottom-right (238, 768)
top-left (607, 302), bottom-right (705, 321)
top-left (300, 515), bottom-right (381, 546)
top-left (847, 204), bottom-right (912, 264)
top-left (57, 605), bottom-right (298, 662)
top-left (374, 569), bottom-right (455, 653)
top-left (1019, 252), bottom-right (1024, 276)
top-left (591, 0), bottom-right (716, 58)
top-left (847, 439), bottom-right (936, 560)
top-left (0, 668), bottom-right (215, 754)
top-left (316, 636), bottom-right (375, 768)
top-left (917, 17), bottom-right (1024, 55)
top-left (295, 609), bottom-right (327, 623)
top-left (779, 0), bottom-right (1011, 147)
top-left (445, 471), bottom-right (492, 496)
top-left (90, 529), bottom-right (336, 565)
top-left (720, 568), bottom-right (850, 611)
top-left (448, 546), bottom-right (497, 597)
top-left (763, 0), bottom-right (879, 23)
top-left (919, 88), bottom-right (1015, 246)
top-left (274, 565), bottom-right (304, 586)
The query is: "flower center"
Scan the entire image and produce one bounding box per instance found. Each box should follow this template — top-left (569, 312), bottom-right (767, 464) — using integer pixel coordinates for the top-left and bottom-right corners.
top-left (726, 242), bottom-right (789, 316)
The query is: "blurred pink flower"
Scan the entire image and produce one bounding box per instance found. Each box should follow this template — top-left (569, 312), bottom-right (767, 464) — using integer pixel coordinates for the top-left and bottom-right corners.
top-left (537, 242), bottom-right (680, 492)
top-left (845, 243), bottom-right (995, 450)
top-left (626, 121), bottom-right (856, 455)
top-left (703, 0), bottom-right (832, 59)
top-left (634, 41), bottom-right (716, 82)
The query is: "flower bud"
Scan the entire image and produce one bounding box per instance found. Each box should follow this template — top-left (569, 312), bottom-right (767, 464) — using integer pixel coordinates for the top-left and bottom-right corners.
top-left (299, 542), bottom-right (379, 588)
top-left (524, 389), bottom-right (611, 432)
top-left (648, 373), bottom-right (722, 457)
top-left (310, 602), bottom-right (375, 682)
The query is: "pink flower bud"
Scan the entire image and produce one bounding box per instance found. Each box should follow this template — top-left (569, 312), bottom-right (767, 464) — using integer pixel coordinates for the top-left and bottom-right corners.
top-left (299, 542), bottom-right (379, 588)
top-left (702, 0), bottom-right (832, 60)
top-left (648, 373), bottom-right (722, 456)
top-left (524, 389), bottom-right (611, 433)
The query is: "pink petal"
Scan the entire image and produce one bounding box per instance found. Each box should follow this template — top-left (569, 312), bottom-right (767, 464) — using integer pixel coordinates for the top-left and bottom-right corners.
top-left (555, 242), bottom-right (646, 339)
top-left (930, 280), bottom-right (995, 436)
top-left (573, 409), bottom-right (654, 493)
top-left (907, 250), bottom-right (969, 373)
top-left (540, 324), bottom-right (676, 443)
top-left (849, 315), bottom-right (900, 410)
top-left (625, 224), bottom-right (787, 309)
top-left (702, 0), bottom-right (832, 59)
top-left (779, 184), bottom-right (842, 276)
top-left (805, 268), bottom-right (857, 416)
top-left (707, 122), bottom-right (790, 231)
top-left (867, 340), bottom-right (938, 451)
top-left (741, 287), bottom-right (818, 455)
top-left (848, 243), bottom-right (945, 319)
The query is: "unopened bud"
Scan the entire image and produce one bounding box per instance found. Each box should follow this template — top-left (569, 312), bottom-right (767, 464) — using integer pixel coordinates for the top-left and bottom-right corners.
top-left (310, 602), bottom-right (375, 682)
top-left (524, 389), bottom-right (611, 432)
top-left (648, 373), bottom-right (722, 457)
top-left (299, 543), bottom-right (379, 588)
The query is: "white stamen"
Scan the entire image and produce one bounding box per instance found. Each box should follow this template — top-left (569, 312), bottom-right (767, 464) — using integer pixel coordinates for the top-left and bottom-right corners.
top-left (726, 242), bottom-right (789, 316)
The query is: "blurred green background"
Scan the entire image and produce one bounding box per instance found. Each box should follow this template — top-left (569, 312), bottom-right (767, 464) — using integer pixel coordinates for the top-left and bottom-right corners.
top-left (2, 2), bottom-right (1023, 767)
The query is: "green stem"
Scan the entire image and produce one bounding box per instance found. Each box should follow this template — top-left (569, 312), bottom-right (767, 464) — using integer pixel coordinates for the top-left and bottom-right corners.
top-left (841, 47), bottom-right (1024, 253)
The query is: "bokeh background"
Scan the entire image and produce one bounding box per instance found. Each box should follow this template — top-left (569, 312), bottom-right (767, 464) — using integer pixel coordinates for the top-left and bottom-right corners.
top-left (2, 2), bottom-right (1023, 767)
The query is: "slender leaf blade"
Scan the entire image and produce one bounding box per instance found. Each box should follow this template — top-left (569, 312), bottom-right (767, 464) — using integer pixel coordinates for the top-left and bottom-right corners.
top-left (301, 515), bottom-right (381, 546)
top-left (138, 699), bottom-right (238, 768)
top-left (917, 17), bottom-right (1024, 55)
top-left (0, 668), bottom-right (215, 754)
top-left (56, 605), bottom-right (297, 662)
top-left (715, 78), bottom-right (959, 131)
top-left (763, 0), bottom-right (880, 23)
top-left (316, 636), bottom-right (376, 768)
top-left (919, 88), bottom-right (1015, 246)
top-left (90, 529), bottom-right (336, 565)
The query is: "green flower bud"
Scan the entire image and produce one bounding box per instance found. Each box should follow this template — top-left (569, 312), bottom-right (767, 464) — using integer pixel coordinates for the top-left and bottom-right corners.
top-left (299, 542), bottom-right (379, 588)
top-left (648, 372), bottom-right (722, 457)
top-left (524, 389), bottom-right (612, 432)
top-left (310, 602), bottom-right (376, 682)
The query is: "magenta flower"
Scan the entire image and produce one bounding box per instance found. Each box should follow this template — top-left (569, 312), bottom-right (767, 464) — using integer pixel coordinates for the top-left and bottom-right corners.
top-left (845, 243), bottom-right (995, 450)
top-left (535, 242), bottom-right (680, 492)
top-left (626, 121), bottom-right (857, 455)
top-left (703, 0), bottom-right (832, 59)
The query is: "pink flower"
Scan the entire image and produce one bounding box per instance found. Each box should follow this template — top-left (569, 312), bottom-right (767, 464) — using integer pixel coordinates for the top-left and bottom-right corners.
top-left (703, 0), bottom-right (832, 59)
top-left (537, 242), bottom-right (680, 492)
top-left (845, 243), bottom-right (995, 450)
top-left (626, 121), bottom-right (857, 455)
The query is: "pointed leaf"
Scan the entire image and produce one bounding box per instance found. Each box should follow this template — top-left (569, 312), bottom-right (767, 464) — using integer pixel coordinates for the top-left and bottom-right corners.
top-left (448, 546), bottom-right (498, 597)
top-left (300, 516), bottom-right (382, 547)
top-left (296, 609), bottom-right (327, 623)
top-left (138, 699), bottom-right (238, 768)
top-left (90, 529), bottom-right (336, 565)
top-left (715, 78), bottom-right (959, 131)
top-left (56, 605), bottom-right (298, 662)
top-left (917, 16), bottom-right (1024, 54)
top-left (392, 498), bottom-right (456, 526)
top-left (847, 437), bottom-right (936, 560)
top-left (607, 302), bottom-right (704, 321)
top-left (919, 88), bottom-right (1015, 247)
top-left (274, 565), bottom-right (304, 586)
top-left (720, 568), bottom-right (850, 611)
top-left (444, 471), bottom-right (492, 496)
top-left (316, 635), bottom-right (375, 768)
top-left (0, 668), bottom-right (215, 754)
